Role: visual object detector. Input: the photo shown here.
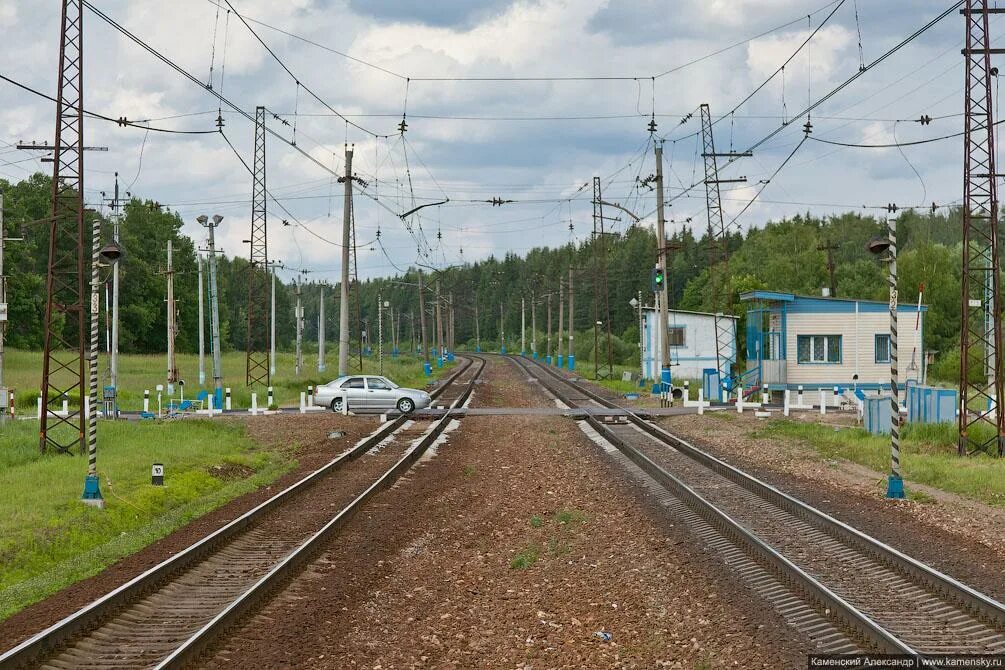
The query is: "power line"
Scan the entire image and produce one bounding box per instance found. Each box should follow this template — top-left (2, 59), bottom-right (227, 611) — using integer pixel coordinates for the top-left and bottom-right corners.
top-left (0, 72), bottom-right (217, 134)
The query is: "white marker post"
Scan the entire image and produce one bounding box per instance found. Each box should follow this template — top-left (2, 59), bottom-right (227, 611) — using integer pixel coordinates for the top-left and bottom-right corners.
top-left (820, 389), bottom-right (827, 416)
top-left (143, 389), bottom-right (150, 414)
top-left (250, 392), bottom-right (258, 416)
top-left (225, 387), bottom-right (232, 411)
top-left (784, 389), bottom-right (791, 417)
top-left (299, 392), bottom-right (306, 414)
top-left (698, 389), bottom-right (705, 416)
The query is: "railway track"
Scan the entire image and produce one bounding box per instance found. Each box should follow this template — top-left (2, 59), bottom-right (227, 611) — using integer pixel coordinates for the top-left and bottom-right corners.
top-left (0, 355), bottom-right (485, 670)
top-left (509, 354), bottom-right (1005, 661)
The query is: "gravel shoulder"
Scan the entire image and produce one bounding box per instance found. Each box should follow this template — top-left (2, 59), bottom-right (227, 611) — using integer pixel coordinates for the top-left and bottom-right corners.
top-left (198, 358), bottom-right (809, 669)
top-left (655, 410), bottom-right (1005, 604)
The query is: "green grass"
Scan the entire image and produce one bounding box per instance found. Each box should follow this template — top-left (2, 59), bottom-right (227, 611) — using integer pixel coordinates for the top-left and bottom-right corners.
top-left (3, 349), bottom-right (452, 412)
top-left (553, 508), bottom-right (587, 525)
top-left (509, 544), bottom-right (541, 570)
top-left (754, 420), bottom-right (1005, 506)
top-left (0, 418), bottom-right (293, 621)
top-left (529, 515), bottom-right (544, 528)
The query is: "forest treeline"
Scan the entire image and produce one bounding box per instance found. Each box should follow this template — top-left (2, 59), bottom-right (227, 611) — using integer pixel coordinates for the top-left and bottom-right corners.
top-left (1, 174), bottom-right (967, 378)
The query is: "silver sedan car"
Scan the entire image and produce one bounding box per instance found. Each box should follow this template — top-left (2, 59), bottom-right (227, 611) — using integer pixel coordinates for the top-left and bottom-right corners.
top-left (314, 375), bottom-right (432, 414)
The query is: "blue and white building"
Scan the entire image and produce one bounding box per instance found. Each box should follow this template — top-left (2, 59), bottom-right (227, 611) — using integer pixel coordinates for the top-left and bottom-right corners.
top-left (641, 307), bottom-right (738, 381)
top-left (741, 290), bottom-right (927, 391)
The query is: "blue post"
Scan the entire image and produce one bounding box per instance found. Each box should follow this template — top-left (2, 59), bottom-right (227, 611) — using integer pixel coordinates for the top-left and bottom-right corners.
top-left (81, 474), bottom-right (104, 508)
top-left (392, 348), bottom-right (399, 359)
top-left (546, 355), bottom-right (552, 365)
top-left (424, 361), bottom-right (432, 376)
top-left (437, 357), bottom-right (443, 368)
top-left (533, 351), bottom-right (538, 359)
top-left (568, 354), bottom-right (575, 371)
top-left (214, 388), bottom-right (224, 410)
top-left (476, 345), bottom-right (481, 352)
top-left (557, 354), bottom-right (563, 367)
top-left (661, 368), bottom-right (672, 395)
top-left (501, 344), bottom-right (506, 354)
top-left (447, 351), bottom-right (455, 362)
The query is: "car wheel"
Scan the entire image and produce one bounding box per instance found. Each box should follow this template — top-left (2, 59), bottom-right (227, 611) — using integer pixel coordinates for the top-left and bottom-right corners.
top-left (330, 397), bottom-right (344, 413)
top-left (397, 397), bottom-right (415, 414)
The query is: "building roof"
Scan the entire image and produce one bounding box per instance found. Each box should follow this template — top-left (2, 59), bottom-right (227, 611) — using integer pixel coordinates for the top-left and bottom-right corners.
top-left (641, 306), bottom-right (739, 320)
top-left (739, 290), bottom-right (927, 312)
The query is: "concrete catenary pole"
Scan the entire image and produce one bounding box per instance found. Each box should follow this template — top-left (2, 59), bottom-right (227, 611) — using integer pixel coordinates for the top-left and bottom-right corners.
top-left (521, 296), bottom-right (526, 355)
top-left (435, 278), bottom-right (443, 362)
top-left (886, 214), bottom-right (903, 499)
top-left (0, 192), bottom-right (5, 408)
top-left (166, 240), bottom-right (177, 385)
top-left (295, 275), bottom-right (303, 377)
top-left (547, 292), bottom-right (552, 359)
top-left (500, 303), bottom-right (505, 353)
top-left (418, 270), bottom-right (429, 363)
top-left (318, 284), bottom-right (326, 373)
top-left (567, 266), bottom-right (575, 369)
top-left (654, 144), bottom-right (670, 385)
top-left (531, 291), bottom-right (537, 357)
top-left (378, 293), bottom-right (384, 375)
top-left (197, 253), bottom-right (205, 386)
top-left (474, 300), bottom-right (480, 352)
top-left (557, 282), bottom-right (564, 364)
top-left (270, 263), bottom-right (276, 376)
top-left (110, 174), bottom-right (121, 395)
top-left (205, 216), bottom-right (224, 397)
top-left (338, 146), bottom-right (353, 376)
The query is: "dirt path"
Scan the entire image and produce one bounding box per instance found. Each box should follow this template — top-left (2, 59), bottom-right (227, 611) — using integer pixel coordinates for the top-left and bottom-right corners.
top-left (198, 357), bottom-right (808, 669)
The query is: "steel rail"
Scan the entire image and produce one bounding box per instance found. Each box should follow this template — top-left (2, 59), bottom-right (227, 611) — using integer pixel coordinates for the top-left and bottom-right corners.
top-left (0, 356), bottom-right (479, 670)
top-left (508, 354), bottom-right (1005, 657)
top-left (156, 354), bottom-right (485, 668)
top-left (517, 355), bottom-right (1005, 632)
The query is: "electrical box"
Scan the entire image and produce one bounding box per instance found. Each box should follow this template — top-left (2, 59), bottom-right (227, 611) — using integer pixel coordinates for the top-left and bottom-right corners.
top-left (0, 388), bottom-right (7, 409)
top-left (0, 303), bottom-right (7, 322)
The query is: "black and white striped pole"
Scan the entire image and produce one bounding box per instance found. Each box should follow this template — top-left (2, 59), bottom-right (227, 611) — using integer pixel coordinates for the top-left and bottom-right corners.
top-left (870, 211), bottom-right (904, 499)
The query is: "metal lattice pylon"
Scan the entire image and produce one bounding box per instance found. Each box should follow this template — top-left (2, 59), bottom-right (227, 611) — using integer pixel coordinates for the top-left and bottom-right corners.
top-left (40, 0), bottom-right (86, 454)
top-left (959, 1), bottom-right (1005, 455)
top-left (246, 106), bottom-right (270, 387)
top-left (591, 176), bottom-right (613, 380)
top-left (700, 103), bottom-right (734, 398)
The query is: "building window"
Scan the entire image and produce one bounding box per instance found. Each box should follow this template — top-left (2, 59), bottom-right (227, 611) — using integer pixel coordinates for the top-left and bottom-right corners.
top-left (667, 326), bottom-right (685, 347)
top-left (875, 334), bottom-right (891, 364)
top-left (797, 335), bottom-right (842, 363)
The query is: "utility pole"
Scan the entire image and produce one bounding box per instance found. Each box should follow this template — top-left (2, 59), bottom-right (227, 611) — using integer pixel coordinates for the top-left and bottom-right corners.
top-left (378, 294), bottom-right (383, 374)
top-left (521, 296), bottom-right (526, 355)
top-left (338, 145), bottom-right (353, 377)
top-left (197, 253), bottom-right (205, 386)
top-left (959, 0), bottom-right (1005, 456)
top-left (591, 176), bottom-right (614, 379)
top-left (295, 275), bottom-right (303, 377)
top-left (567, 266), bottom-right (575, 369)
top-left (557, 281), bottom-right (564, 364)
top-left (39, 0), bottom-right (88, 457)
top-left (531, 291), bottom-right (537, 357)
top-left (199, 215), bottom-right (224, 399)
top-left (817, 239), bottom-right (839, 297)
top-left (165, 240), bottom-right (178, 386)
top-left (109, 172), bottom-right (121, 396)
top-left (654, 144), bottom-right (671, 386)
top-left (475, 300), bottom-right (481, 352)
top-left (269, 261), bottom-right (279, 376)
top-left (435, 278), bottom-right (444, 362)
top-left (409, 310), bottom-right (416, 355)
top-left (546, 291), bottom-right (552, 360)
top-left (500, 303), bottom-right (506, 353)
top-left (448, 293), bottom-right (454, 354)
top-left (886, 215), bottom-right (903, 497)
top-left (86, 189), bottom-right (101, 502)
top-left (0, 192), bottom-right (5, 417)
top-left (246, 105), bottom-right (270, 388)
top-left (418, 270), bottom-right (429, 364)
top-left (318, 284), bottom-right (326, 373)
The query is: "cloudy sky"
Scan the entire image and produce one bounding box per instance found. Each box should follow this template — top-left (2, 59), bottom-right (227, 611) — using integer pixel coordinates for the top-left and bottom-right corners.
top-left (0, 0), bottom-right (978, 284)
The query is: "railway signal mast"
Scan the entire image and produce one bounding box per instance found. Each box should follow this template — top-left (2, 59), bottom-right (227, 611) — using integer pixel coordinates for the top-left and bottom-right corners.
top-left (959, 0), bottom-right (1005, 456)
